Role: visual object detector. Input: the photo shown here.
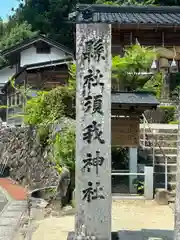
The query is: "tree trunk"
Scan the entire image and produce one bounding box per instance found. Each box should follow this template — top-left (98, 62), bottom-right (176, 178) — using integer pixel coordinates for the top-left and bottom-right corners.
top-left (174, 92), bottom-right (180, 240)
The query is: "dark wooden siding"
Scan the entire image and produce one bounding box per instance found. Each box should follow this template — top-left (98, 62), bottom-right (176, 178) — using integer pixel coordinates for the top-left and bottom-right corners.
top-left (111, 28), bottom-right (180, 55)
top-left (26, 64), bottom-right (69, 90)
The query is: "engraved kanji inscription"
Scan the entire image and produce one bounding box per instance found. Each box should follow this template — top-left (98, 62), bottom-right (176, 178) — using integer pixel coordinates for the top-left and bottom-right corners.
top-left (84, 94), bottom-right (103, 115)
top-left (83, 69), bottom-right (104, 97)
top-left (92, 94), bottom-right (103, 114)
top-left (84, 95), bottom-right (92, 113)
top-left (83, 121), bottom-right (105, 144)
top-left (82, 39), bottom-right (105, 63)
top-left (82, 181), bottom-right (105, 202)
top-left (82, 151), bottom-right (105, 175)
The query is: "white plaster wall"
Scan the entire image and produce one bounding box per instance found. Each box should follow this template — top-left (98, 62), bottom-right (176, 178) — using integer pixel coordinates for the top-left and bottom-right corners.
top-left (20, 46), bottom-right (69, 67)
top-left (0, 66), bottom-right (16, 84)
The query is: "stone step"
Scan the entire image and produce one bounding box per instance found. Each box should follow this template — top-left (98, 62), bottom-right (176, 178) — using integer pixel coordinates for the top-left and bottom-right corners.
top-left (168, 191), bottom-right (175, 203)
top-left (140, 139), bottom-right (177, 148)
top-left (154, 172), bottom-right (176, 182)
top-left (140, 129), bottom-right (178, 134)
top-left (168, 181), bottom-right (176, 190)
top-left (168, 196), bottom-right (175, 203)
top-left (170, 189), bottom-right (176, 195)
top-left (154, 180), bottom-right (176, 191)
top-left (140, 130), bottom-right (177, 136)
top-left (154, 164), bottom-right (177, 173)
top-left (140, 125), bottom-right (178, 134)
top-left (143, 147), bottom-right (177, 155)
top-left (148, 154), bottom-right (177, 164)
top-left (140, 133), bottom-right (177, 141)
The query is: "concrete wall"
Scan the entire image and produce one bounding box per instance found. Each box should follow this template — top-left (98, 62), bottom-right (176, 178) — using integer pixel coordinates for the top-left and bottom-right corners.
top-left (20, 46), bottom-right (69, 67)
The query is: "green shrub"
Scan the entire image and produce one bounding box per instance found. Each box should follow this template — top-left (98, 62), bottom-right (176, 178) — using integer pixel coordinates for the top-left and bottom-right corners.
top-left (53, 126), bottom-right (75, 172)
top-left (36, 125), bottom-right (49, 147)
top-left (159, 105), bottom-right (176, 123)
top-left (132, 178), bottom-right (144, 195)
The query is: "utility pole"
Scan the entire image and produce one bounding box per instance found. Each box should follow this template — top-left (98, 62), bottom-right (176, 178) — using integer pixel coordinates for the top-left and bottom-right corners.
top-left (174, 86), bottom-right (180, 240)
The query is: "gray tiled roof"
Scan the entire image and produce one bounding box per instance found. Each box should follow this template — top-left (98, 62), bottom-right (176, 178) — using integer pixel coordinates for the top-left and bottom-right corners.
top-left (111, 92), bottom-right (159, 105)
top-left (69, 4), bottom-right (180, 25)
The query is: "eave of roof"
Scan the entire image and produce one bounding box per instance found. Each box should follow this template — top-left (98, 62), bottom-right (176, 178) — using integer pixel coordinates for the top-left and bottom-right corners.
top-left (111, 91), bottom-right (159, 106)
top-left (1, 34), bottom-right (74, 57)
top-left (69, 4), bottom-right (180, 26)
top-left (26, 57), bottom-right (73, 70)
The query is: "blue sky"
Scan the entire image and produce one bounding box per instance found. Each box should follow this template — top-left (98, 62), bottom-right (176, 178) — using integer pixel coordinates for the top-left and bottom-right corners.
top-left (0, 0), bottom-right (19, 20)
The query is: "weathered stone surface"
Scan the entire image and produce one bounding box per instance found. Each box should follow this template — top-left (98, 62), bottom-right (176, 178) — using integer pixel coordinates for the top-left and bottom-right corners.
top-left (0, 126), bottom-right (61, 191)
top-left (75, 23), bottom-right (112, 239)
top-left (155, 188), bottom-right (169, 205)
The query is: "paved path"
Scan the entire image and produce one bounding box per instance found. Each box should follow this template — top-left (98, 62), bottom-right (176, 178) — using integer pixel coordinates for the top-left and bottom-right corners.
top-left (0, 178), bottom-right (28, 240)
top-left (0, 200), bottom-right (28, 240)
top-left (0, 190), bottom-right (8, 213)
top-left (32, 200), bottom-right (174, 240)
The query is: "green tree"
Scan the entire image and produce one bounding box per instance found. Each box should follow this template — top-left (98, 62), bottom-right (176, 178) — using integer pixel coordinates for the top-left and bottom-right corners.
top-left (11, 0), bottom-right (157, 49)
top-left (7, 0), bottom-right (179, 51)
top-left (19, 63), bottom-right (76, 174)
top-left (112, 44), bottom-right (161, 93)
top-left (0, 21), bottom-right (37, 51)
top-left (10, 0), bottom-right (97, 48)
top-left (24, 85), bottom-right (75, 126)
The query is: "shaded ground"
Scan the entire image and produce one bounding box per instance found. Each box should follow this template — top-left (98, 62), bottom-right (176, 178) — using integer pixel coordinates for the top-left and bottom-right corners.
top-left (32, 200), bottom-right (174, 240)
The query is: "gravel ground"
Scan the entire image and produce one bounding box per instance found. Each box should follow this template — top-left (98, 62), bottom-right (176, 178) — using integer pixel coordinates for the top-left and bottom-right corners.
top-left (32, 200), bottom-right (174, 240)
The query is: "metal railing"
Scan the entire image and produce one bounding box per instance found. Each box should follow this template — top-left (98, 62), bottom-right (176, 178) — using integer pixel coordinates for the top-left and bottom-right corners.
top-left (111, 172), bottom-right (144, 176)
top-left (111, 166), bottom-right (154, 199)
top-left (141, 114), bottom-right (168, 190)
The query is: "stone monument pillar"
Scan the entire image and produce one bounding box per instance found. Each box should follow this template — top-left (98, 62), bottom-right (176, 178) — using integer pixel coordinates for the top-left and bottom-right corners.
top-left (74, 23), bottom-right (112, 239)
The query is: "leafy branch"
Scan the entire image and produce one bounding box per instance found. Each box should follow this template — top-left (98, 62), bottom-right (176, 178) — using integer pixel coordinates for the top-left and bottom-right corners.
top-left (112, 44), bottom-right (162, 93)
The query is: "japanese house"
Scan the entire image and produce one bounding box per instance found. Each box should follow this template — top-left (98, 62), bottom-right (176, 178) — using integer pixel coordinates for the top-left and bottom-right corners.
top-left (1, 35), bottom-right (74, 125)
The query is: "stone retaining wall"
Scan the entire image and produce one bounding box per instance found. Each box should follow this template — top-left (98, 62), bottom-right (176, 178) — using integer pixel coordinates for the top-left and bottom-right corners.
top-left (0, 126), bottom-right (60, 190)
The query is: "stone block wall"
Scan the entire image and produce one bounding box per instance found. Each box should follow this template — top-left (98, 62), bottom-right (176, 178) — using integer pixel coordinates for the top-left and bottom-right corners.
top-left (0, 126), bottom-right (60, 190)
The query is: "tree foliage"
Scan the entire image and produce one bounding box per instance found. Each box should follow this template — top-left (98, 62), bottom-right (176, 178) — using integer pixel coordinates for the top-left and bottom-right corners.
top-left (9, 0), bottom-right (97, 48)
top-left (22, 64), bottom-right (76, 173)
top-left (53, 125), bottom-right (75, 171)
top-left (24, 86), bottom-right (75, 126)
top-left (6, 0), bottom-right (178, 50)
top-left (0, 21), bottom-right (37, 51)
top-left (0, 21), bottom-right (37, 67)
top-left (112, 44), bottom-right (162, 94)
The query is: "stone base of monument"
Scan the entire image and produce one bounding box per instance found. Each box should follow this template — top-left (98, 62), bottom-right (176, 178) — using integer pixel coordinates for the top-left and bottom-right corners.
top-left (67, 232), bottom-right (119, 239)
